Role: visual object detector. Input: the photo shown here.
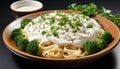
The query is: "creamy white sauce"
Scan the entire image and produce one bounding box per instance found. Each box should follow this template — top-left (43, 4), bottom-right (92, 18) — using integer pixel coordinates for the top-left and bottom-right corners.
top-left (16, 6), bottom-right (39, 11)
top-left (23, 11), bottom-right (103, 47)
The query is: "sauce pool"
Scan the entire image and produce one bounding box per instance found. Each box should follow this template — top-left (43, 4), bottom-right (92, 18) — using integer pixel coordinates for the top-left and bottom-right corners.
top-left (16, 5), bottom-right (39, 12)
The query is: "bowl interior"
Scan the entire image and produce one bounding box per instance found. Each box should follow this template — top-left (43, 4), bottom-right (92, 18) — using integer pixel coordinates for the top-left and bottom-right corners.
top-left (2, 10), bottom-right (120, 66)
top-left (10, 0), bottom-right (43, 12)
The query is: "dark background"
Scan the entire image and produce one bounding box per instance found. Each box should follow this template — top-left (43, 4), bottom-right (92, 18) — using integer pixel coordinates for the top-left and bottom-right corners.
top-left (0, 0), bottom-right (120, 69)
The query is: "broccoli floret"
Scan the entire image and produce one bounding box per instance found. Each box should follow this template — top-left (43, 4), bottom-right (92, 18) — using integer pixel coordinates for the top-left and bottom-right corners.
top-left (99, 31), bottom-right (113, 43)
top-left (17, 39), bottom-right (29, 51)
top-left (14, 35), bottom-right (24, 44)
top-left (10, 28), bottom-right (23, 40)
top-left (97, 39), bottom-right (108, 49)
top-left (84, 41), bottom-right (99, 55)
top-left (21, 18), bottom-right (34, 29)
top-left (26, 40), bottom-right (39, 55)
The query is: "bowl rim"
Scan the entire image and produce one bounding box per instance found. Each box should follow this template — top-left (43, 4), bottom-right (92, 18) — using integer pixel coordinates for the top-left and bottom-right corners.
top-left (3, 10), bottom-right (120, 61)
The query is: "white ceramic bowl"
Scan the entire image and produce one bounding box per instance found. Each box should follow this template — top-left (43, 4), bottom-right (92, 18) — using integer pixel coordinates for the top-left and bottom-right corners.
top-left (10, 0), bottom-right (43, 18)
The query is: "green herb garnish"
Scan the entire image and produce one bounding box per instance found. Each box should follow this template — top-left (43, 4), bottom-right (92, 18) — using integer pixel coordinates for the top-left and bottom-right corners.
top-left (68, 3), bottom-right (97, 16)
top-left (41, 31), bottom-right (47, 35)
top-left (67, 3), bottom-right (120, 29)
top-left (41, 14), bottom-right (47, 19)
top-left (50, 26), bottom-right (59, 36)
top-left (72, 29), bottom-right (77, 33)
top-left (52, 31), bottom-right (58, 36)
top-left (62, 15), bottom-right (68, 21)
top-left (58, 21), bottom-right (66, 26)
top-left (50, 16), bottom-right (55, 24)
top-left (64, 28), bottom-right (69, 30)
top-left (87, 24), bottom-right (93, 28)
top-left (75, 21), bottom-right (83, 27)
top-left (68, 21), bottom-right (74, 28)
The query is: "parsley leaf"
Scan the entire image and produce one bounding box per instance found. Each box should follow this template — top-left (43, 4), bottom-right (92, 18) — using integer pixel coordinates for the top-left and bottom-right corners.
top-left (67, 3), bottom-right (120, 29)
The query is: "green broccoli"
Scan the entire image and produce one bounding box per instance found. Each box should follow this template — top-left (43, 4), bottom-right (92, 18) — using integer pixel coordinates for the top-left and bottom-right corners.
top-left (14, 35), bottom-right (24, 44)
top-left (99, 31), bottom-right (113, 43)
top-left (26, 40), bottom-right (39, 55)
top-left (21, 18), bottom-right (34, 29)
top-left (97, 39), bottom-right (108, 49)
top-left (10, 28), bottom-right (23, 40)
top-left (84, 41), bottom-right (99, 55)
top-left (17, 39), bottom-right (29, 51)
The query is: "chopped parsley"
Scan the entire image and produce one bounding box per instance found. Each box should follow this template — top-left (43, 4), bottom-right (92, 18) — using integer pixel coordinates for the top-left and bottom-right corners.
top-left (52, 31), bottom-right (58, 36)
top-left (41, 31), bottom-right (47, 35)
top-left (50, 26), bottom-right (59, 36)
top-left (58, 21), bottom-right (66, 26)
top-left (87, 24), bottom-right (93, 28)
top-left (68, 21), bottom-right (74, 28)
top-left (50, 16), bottom-right (55, 24)
top-left (72, 29), bottom-right (77, 33)
top-left (75, 21), bottom-right (83, 27)
top-left (62, 15), bottom-right (68, 21)
top-left (67, 3), bottom-right (120, 29)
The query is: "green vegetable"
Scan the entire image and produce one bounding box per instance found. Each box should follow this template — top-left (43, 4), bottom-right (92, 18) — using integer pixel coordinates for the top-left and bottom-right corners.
top-left (50, 26), bottom-right (59, 36)
top-left (68, 21), bottom-right (74, 28)
top-left (41, 14), bottom-right (47, 19)
top-left (98, 7), bottom-right (112, 18)
top-left (26, 40), bottom-right (39, 55)
top-left (75, 21), bottom-right (83, 27)
top-left (82, 3), bottom-right (97, 16)
top-left (58, 21), bottom-right (66, 26)
top-left (52, 31), bottom-right (58, 36)
top-left (41, 31), bottom-right (47, 35)
top-left (99, 31), bottom-right (113, 43)
top-left (67, 3), bottom-right (79, 10)
top-left (67, 3), bottom-right (97, 16)
top-left (109, 14), bottom-right (120, 28)
top-left (87, 24), bottom-right (93, 28)
top-left (10, 28), bottom-right (23, 40)
top-left (21, 18), bottom-right (34, 29)
top-left (50, 26), bottom-right (55, 31)
top-left (84, 41), bottom-right (99, 54)
top-left (50, 16), bottom-right (55, 24)
top-left (64, 28), bottom-right (69, 30)
top-left (98, 7), bottom-right (120, 29)
top-left (72, 29), bottom-right (77, 33)
top-left (17, 39), bottom-right (29, 51)
top-left (67, 3), bottom-right (120, 29)
top-left (58, 15), bottom-right (68, 26)
top-left (97, 39), bottom-right (108, 49)
top-left (62, 15), bottom-right (68, 21)
top-left (14, 35), bottom-right (24, 44)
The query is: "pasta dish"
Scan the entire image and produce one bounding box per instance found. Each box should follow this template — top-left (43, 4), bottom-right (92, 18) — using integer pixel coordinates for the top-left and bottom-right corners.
top-left (10, 11), bottom-right (114, 59)
top-left (23, 11), bottom-right (104, 58)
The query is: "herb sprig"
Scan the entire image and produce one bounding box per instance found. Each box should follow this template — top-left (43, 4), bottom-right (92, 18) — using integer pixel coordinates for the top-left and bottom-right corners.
top-left (67, 3), bottom-right (120, 29)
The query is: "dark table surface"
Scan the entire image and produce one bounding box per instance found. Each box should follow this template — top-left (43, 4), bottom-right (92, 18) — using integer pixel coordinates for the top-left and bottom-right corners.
top-left (0, 0), bottom-right (120, 69)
